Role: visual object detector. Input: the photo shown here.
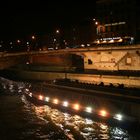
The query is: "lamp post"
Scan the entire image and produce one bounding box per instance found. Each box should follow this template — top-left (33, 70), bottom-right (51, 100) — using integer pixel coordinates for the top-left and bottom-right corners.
top-left (31, 35), bottom-right (37, 51)
top-left (55, 29), bottom-right (60, 49)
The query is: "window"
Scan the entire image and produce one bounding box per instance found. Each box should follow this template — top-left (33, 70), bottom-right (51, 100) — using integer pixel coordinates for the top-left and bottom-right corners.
top-left (88, 59), bottom-right (93, 65)
top-left (126, 57), bottom-right (132, 65)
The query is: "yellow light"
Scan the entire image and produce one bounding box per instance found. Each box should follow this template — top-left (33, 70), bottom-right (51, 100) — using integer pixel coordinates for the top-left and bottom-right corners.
top-left (97, 40), bottom-right (100, 44)
top-left (118, 38), bottom-right (123, 42)
top-left (53, 98), bottom-right (59, 104)
top-left (73, 104), bottom-right (80, 110)
top-left (45, 97), bottom-right (50, 102)
top-left (63, 101), bottom-right (69, 107)
top-left (109, 39), bottom-right (114, 43)
top-left (99, 110), bottom-right (108, 117)
top-left (85, 106), bottom-right (92, 113)
top-left (38, 95), bottom-right (43, 100)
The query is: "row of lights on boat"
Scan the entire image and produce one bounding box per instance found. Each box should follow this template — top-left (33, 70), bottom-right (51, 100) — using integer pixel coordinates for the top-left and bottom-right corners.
top-left (26, 90), bottom-right (123, 121)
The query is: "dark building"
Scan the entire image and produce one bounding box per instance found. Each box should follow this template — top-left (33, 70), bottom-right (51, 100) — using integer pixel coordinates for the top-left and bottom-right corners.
top-left (95, 0), bottom-right (139, 45)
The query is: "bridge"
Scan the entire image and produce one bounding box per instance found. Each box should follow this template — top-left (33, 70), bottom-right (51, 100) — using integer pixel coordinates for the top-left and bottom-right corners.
top-left (1, 44), bottom-right (140, 88)
top-left (0, 45), bottom-right (140, 122)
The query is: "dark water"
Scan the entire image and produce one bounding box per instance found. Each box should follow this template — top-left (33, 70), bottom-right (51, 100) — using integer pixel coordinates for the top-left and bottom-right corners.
top-left (0, 77), bottom-right (139, 140)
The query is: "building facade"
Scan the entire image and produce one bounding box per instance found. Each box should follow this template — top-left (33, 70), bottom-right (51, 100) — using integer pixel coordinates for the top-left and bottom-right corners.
top-left (95, 0), bottom-right (139, 45)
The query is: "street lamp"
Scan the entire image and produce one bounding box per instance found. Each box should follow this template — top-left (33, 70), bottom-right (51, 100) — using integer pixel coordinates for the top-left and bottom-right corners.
top-left (56, 29), bottom-right (60, 34)
top-left (32, 35), bottom-right (35, 40)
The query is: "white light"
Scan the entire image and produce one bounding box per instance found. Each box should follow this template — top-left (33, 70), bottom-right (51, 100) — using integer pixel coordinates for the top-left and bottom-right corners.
top-left (114, 114), bottom-right (123, 121)
top-left (25, 88), bottom-right (29, 92)
top-left (45, 97), bottom-right (50, 102)
top-left (63, 101), bottom-right (69, 107)
top-left (85, 107), bottom-right (92, 113)
top-left (29, 92), bottom-right (32, 97)
top-left (81, 44), bottom-right (85, 47)
top-left (95, 21), bottom-right (98, 25)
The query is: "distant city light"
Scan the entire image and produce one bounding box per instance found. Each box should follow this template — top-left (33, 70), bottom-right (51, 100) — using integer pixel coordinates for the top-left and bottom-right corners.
top-left (53, 98), bottom-right (59, 104)
top-left (99, 110), bottom-right (108, 117)
top-left (32, 35), bottom-right (35, 39)
top-left (73, 104), bottom-right (80, 110)
top-left (17, 40), bottom-right (21, 43)
top-left (38, 95), bottom-right (43, 100)
top-left (95, 21), bottom-right (98, 25)
top-left (45, 97), bottom-right (50, 102)
top-left (87, 44), bottom-right (90, 47)
top-left (114, 114), bottom-right (123, 121)
top-left (85, 106), bottom-right (92, 113)
top-left (63, 101), bottom-right (69, 107)
top-left (56, 30), bottom-right (60, 34)
top-left (29, 92), bottom-right (32, 97)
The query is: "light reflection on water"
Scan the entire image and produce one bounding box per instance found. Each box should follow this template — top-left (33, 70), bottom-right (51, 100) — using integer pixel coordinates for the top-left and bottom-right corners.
top-left (33, 104), bottom-right (130, 140)
top-left (0, 77), bottom-right (137, 140)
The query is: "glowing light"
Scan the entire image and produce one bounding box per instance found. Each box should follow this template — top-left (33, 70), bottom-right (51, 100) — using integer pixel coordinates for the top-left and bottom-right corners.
top-left (63, 101), bottom-right (69, 107)
top-left (95, 21), bottom-right (98, 25)
top-left (102, 40), bottom-right (107, 43)
top-left (114, 114), bottom-right (123, 121)
top-left (25, 88), bottom-right (29, 92)
top-left (56, 30), bottom-right (60, 34)
top-left (17, 40), bottom-right (21, 43)
top-left (99, 110), bottom-right (108, 117)
top-left (29, 92), bottom-right (32, 97)
top-left (85, 106), bottom-right (92, 113)
top-left (45, 97), bottom-right (50, 102)
top-left (109, 39), bottom-right (114, 43)
top-left (38, 95), bottom-right (43, 100)
top-left (73, 104), bottom-right (80, 110)
top-left (53, 98), bottom-right (59, 104)
top-left (97, 40), bottom-right (100, 44)
top-left (118, 38), bottom-right (123, 42)
top-left (32, 35), bottom-right (35, 39)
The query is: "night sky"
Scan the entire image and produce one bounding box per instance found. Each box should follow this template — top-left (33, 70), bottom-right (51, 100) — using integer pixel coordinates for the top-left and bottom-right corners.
top-left (0, 1), bottom-right (96, 40)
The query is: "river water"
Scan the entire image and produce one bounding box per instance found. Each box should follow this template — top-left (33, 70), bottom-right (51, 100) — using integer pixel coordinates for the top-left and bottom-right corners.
top-left (0, 77), bottom-right (139, 140)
